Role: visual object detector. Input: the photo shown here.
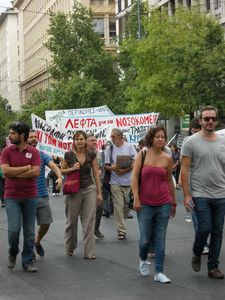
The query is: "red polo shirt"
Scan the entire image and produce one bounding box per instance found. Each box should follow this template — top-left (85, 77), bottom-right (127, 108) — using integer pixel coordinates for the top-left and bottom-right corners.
top-left (1, 144), bottom-right (41, 200)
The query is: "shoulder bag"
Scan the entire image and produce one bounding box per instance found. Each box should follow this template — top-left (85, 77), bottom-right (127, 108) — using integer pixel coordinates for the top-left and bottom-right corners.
top-left (63, 152), bottom-right (80, 195)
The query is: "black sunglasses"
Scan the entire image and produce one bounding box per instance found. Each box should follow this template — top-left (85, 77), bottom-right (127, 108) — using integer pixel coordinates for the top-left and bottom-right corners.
top-left (202, 117), bottom-right (218, 122)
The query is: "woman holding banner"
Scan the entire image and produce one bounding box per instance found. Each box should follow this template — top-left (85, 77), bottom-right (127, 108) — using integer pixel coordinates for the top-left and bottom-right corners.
top-left (61, 131), bottom-right (102, 259)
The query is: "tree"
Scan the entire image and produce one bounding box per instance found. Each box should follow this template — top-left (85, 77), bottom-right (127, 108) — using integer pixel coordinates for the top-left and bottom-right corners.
top-left (44, 1), bottom-right (119, 111)
top-left (121, 8), bottom-right (225, 118)
top-left (0, 96), bottom-right (15, 149)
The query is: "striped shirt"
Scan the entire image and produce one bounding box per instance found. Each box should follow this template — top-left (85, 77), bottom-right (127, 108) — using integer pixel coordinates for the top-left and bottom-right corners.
top-left (37, 151), bottom-right (52, 197)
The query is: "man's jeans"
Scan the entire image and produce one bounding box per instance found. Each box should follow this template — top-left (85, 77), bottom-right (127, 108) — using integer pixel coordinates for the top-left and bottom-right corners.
top-left (193, 197), bottom-right (225, 270)
top-left (137, 203), bottom-right (171, 273)
top-left (5, 198), bottom-right (37, 267)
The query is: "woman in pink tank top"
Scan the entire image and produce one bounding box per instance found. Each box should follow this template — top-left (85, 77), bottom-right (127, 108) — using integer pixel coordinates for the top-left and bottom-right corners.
top-left (131, 125), bottom-right (177, 283)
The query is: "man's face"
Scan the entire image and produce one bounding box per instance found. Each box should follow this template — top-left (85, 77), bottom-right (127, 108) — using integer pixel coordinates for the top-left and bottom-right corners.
top-left (8, 129), bottom-right (22, 145)
top-left (200, 110), bottom-right (218, 133)
top-left (110, 131), bottom-right (123, 146)
top-left (27, 131), bottom-right (38, 147)
top-left (87, 136), bottom-right (97, 150)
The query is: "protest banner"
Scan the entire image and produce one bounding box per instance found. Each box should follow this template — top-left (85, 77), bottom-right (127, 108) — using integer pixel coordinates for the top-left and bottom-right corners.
top-left (32, 110), bottom-right (159, 156)
top-left (46, 109), bottom-right (159, 140)
top-left (45, 105), bottom-right (114, 125)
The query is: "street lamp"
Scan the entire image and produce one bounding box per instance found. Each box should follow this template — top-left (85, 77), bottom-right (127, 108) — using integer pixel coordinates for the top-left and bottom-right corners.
top-left (37, 56), bottom-right (50, 94)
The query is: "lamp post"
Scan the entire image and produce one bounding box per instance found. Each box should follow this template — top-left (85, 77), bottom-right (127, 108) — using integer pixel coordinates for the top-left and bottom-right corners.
top-left (37, 56), bottom-right (50, 100)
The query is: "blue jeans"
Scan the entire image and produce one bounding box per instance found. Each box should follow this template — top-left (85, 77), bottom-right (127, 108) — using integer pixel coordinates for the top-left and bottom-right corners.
top-left (137, 203), bottom-right (171, 273)
top-left (192, 210), bottom-right (209, 249)
top-left (193, 197), bottom-right (225, 270)
top-left (5, 198), bottom-right (38, 267)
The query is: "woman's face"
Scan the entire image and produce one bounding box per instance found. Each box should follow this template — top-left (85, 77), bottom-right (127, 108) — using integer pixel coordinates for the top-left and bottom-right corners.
top-left (153, 130), bottom-right (165, 148)
top-left (74, 134), bottom-right (86, 149)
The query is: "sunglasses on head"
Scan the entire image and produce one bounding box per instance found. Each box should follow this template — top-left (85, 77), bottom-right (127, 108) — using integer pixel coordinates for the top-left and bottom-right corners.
top-left (202, 117), bottom-right (218, 122)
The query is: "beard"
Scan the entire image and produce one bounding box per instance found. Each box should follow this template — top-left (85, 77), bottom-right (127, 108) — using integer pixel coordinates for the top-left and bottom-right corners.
top-left (10, 139), bottom-right (20, 145)
top-left (28, 141), bottom-right (37, 147)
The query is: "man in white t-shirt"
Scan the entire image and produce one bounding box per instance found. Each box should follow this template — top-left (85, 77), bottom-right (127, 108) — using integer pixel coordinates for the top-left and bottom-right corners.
top-left (104, 128), bottom-right (137, 240)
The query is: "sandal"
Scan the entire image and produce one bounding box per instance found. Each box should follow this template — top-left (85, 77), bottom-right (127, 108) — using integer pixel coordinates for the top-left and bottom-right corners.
top-left (66, 249), bottom-right (74, 256)
top-left (84, 256), bottom-right (96, 260)
top-left (118, 233), bottom-right (126, 240)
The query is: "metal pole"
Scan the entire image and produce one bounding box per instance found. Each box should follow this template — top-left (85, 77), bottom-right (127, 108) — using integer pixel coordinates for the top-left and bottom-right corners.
top-left (137, 0), bottom-right (141, 39)
top-left (38, 57), bottom-right (50, 102)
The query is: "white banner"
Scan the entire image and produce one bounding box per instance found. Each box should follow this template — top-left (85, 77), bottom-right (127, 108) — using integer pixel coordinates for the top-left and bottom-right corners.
top-left (45, 105), bottom-right (114, 125)
top-left (32, 111), bottom-right (159, 157)
top-left (46, 110), bottom-right (159, 139)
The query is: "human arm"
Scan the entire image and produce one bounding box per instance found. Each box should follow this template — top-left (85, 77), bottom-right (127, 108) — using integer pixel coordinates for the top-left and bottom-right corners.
top-left (2, 148), bottom-right (40, 178)
top-left (15, 165), bottom-right (40, 178)
top-left (92, 158), bottom-right (103, 205)
top-left (180, 156), bottom-right (194, 211)
top-left (115, 165), bottom-right (133, 175)
top-left (1, 164), bottom-right (33, 177)
top-left (166, 157), bottom-right (177, 218)
top-left (61, 152), bottom-right (80, 175)
top-left (131, 152), bottom-right (142, 212)
top-left (48, 160), bottom-right (63, 190)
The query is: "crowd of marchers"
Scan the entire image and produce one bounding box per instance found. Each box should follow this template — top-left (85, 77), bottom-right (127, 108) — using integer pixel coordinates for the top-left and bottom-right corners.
top-left (0, 105), bottom-right (225, 282)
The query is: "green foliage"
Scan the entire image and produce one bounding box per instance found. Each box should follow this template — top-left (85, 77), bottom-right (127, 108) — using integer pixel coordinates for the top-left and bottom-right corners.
top-left (44, 0), bottom-right (119, 111)
top-left (0, 95), bottom-right (16, 149)
top-left (120, 7), bottom-right (225, 116)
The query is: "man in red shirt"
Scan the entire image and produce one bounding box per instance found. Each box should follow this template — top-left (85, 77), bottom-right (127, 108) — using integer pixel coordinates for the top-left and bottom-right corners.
top-left (1, 122), bottom-right (40, 272)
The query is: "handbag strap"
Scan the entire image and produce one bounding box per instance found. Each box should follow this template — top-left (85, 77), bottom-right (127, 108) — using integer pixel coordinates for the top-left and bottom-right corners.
top-left (138, 150), bottom-right (146, 185)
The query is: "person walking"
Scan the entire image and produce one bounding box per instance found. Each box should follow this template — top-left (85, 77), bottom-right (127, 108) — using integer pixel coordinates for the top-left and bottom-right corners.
top-left (104, 128), bottom-right (137, 240)
top-left (0, 152), bottom-right (5, 207)
top-left (61, 131), bottom-right (102, 259)
top-left (1, 122), bottom-right (40, 272)
top-left (132, 125), bottom-right (176, 283)
top-left (27, 130), bottom-right (63, 258)
top-left (51, 156), bottom-right (61, 196)
top-left (87, 134), bottom-right (104, 239)
top-left (181, 105), bottom-right (225, 279)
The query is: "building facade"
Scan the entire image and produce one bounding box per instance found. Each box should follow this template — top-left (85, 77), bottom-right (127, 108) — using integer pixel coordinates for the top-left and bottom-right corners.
top-left (11, 0), bottom-right (116, 105)
top-left (0, 10), bottom-right (21, 110)
top-left (116, 0), bottom-right (225, 40)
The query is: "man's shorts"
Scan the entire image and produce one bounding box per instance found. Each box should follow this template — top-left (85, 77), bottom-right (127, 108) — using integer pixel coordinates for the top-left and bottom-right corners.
top-left (36, 197), bottom-right (53, 225)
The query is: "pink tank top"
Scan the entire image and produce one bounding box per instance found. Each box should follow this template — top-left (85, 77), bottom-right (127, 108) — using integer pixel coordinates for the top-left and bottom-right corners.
top-left (140, 166), bottom-right (172, 206)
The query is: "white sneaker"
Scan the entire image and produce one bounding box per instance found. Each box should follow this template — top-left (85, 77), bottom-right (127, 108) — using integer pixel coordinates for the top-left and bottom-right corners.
top-left (139, 260), bottom-right (150, 277)
top-left (52, 193), bottom-right (56, 196)
top-left (202, 246), bottom-right (209, 255)
top-left (154, 272), bottom-right (171, 283)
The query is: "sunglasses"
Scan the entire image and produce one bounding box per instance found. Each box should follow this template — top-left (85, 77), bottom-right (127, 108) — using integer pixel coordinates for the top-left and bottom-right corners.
top-left (202, 117), bottom-right (218, 122)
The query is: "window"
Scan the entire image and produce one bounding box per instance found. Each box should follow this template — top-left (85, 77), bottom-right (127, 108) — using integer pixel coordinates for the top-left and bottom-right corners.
top-left (92, 18), bottom-right (104, 38)
top-left (109, 17), bottom-right (116, 37)
top-left (206, 0), bottom-right (210, 11)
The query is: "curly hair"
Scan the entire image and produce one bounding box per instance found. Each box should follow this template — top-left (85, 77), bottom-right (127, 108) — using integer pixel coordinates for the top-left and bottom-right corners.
top-left (144, 125), bottom-right (167, 148)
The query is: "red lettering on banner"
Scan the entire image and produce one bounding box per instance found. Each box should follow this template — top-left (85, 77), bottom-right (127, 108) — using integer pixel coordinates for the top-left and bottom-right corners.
top-left (58, 141), bottom-right (73, 150)
top-left (36, 130), bottom-right (43, 142)
top-left (115, 115), bottom-right (157, 128)
top-left (65, 119), bottom-right (79, 129)
top-left (96, 139), bottom-right (105, 151)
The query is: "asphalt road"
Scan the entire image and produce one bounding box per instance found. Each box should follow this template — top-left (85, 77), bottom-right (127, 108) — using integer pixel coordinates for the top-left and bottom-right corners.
top-left (0, 190), bottom-right (224, 300)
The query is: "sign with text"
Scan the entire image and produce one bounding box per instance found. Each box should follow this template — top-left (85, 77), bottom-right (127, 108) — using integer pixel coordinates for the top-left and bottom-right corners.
top-left (45, 105), bottom-right (114, 125)
top-left (46, 110), bottom-right (159, 139)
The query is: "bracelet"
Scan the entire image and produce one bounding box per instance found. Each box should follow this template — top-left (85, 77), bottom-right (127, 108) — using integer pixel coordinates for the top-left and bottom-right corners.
top-left (171, 203), bottom-right (177, 207)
